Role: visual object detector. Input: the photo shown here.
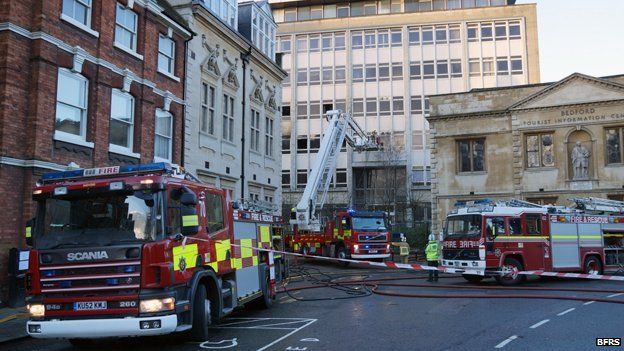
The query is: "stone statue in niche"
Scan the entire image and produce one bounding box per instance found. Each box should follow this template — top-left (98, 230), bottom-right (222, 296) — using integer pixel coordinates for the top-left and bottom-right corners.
top-left (571, 141), bottom-right (590, 180)
top-left (202, 34), bottom-right (220, 76)
top-left (266, 84), bottom-right (277, 110)
top-left (226, 58), bottom-right (239, 87)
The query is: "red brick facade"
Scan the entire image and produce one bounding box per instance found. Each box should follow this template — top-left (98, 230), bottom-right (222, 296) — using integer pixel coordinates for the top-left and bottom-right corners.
top-left (0, 0), bottom-right (191, 302)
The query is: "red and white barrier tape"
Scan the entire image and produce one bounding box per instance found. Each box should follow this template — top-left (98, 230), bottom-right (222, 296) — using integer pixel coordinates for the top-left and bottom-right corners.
top-left (181, 236), bottom-right (624, 282)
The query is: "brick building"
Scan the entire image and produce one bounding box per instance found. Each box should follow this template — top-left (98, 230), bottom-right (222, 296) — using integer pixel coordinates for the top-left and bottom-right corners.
top-left (0, 0), bottom-right (192, 302)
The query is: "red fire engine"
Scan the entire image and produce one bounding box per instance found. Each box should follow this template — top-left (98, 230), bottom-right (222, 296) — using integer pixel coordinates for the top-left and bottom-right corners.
top-left (287, 110), bottom-right (390, 262)
top-left (288, 209), bottom-right (391, 261)
top-left (24, 163), bottom-right (282, 343)
top-left (441, 198), bottom-right (624, 285)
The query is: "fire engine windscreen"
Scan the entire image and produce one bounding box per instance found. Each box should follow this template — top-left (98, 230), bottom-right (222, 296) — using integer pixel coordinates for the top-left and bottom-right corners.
top-left (34, 191), bottom-right (163, 249)
top-left (352, 217), bottom-right (387, 231)
top-left (445, 215), bottom-right (482, 239)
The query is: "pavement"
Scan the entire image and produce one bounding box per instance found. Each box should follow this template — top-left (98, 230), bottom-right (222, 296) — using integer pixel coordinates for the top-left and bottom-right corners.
top-left (0, 305), bottom-right (28, 344)
top-left (3, 260), bottom-right (624, 350)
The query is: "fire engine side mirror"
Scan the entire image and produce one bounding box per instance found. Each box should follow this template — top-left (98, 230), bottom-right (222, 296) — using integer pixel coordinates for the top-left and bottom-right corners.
top-left (180, 192), bottom-right (197, 207)
top-left (25, 218), bottom-right (34, 247)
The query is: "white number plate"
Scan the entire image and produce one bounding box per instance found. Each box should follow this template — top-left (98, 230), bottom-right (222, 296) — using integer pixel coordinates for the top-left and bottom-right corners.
top-left (370, 250), bottom-right (377, 254)
top-left (74, 301), bottom-right (107, 311)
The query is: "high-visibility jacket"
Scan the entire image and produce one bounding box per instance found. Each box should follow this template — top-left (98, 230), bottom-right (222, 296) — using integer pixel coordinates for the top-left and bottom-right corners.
top-left (425, 241), bottom-right (439, 261)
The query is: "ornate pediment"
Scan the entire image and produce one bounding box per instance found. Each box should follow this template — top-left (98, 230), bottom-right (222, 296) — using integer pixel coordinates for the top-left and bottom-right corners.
top-left (201, 34), bottom-right (221, 78)
top-left (509, 73), bottom-right (624, 110)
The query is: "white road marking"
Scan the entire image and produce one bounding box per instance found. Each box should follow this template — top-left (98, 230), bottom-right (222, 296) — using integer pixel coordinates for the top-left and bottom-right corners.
top-left (256, 319), bottom-right (317, 351)
top-left (300, 338), bottom-right (319, 342)
top-left (279, 295), bottom-right (289, 300)
top-left (583, 301), bottom-right (595, 305)
top-left (282, 298), bottom-right (296, 304)
top-left (495, 335), bottom-right (517, 349)
top-left (199, 338), bottom-right (238, 349)
top-left (607, 293), bottom-right (623, 298)
top-left (529, 319), bottom-right (550, 329)
top-left (557, 308), bottom-right (575, 316)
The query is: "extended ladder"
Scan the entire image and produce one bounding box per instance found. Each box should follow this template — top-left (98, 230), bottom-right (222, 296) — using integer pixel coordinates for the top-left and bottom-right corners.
top-left (570, 197), bottom-right (624, 214)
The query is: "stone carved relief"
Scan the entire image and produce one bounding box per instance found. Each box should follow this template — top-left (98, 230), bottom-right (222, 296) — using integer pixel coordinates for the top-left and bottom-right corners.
top-left (250, 73), bottom-right (264, 103)
top-left (223, 57), bottom-right (239, 90)
top-left (265, 84), bottom-right (277, 111)
top-left (201, 34), bottom-right (221, 76)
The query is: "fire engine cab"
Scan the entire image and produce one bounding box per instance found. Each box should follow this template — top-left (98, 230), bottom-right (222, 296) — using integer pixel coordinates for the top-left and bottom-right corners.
top-left (442, 198), bottom-right (624, 285)
top-left (25, 163), bottom-right (281, 343)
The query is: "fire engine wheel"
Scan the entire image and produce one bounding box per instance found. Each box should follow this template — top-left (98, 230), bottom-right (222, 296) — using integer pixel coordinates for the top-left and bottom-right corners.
top-left (336, 247), bottom-right (350, 267)
top-left (462, 274), bottom-right (484, 283)
top-left (254, 268), bottom-right (273, 309)
top-left (583, 256), bottom-right (603, 275)
top-left (190, 286), bottom-right (211, 341)
top-left (497, 258), bottom-right (525, 286)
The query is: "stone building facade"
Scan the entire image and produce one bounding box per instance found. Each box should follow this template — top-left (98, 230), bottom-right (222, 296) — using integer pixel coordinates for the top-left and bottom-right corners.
top-left (170, 1), bottom-right (285, 212)
top-left (0, 0), bottom-right (191, 301)
top-left (271, 0), bottom-right (540, 227)
top-left (427, 73), bottom-right (624, 232)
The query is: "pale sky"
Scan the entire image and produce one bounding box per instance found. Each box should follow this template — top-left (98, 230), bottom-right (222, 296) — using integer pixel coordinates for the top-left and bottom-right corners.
top-left (516, 0), bottom-right (624, 83)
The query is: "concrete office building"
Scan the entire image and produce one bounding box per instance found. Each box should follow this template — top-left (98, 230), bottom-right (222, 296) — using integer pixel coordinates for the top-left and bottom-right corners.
top-left (170, 0), bottom-right (286, 212)
top-left (272, 0), bottom-right (539, 227)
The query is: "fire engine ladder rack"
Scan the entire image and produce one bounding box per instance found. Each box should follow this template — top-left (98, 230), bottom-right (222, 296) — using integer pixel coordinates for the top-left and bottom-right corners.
top-left (570, 197), bottom-right (624, 214)
top-left (293, 110), bottom-right (380, 232)
top-left (504, 199), bottom-right (545, 208)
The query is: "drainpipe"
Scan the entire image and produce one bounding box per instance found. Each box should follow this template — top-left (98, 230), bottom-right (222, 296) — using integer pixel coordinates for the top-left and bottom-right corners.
top-left (240, 46), bottom-right (252, 200)
top-left (180, 34), bottom-right (193, 167)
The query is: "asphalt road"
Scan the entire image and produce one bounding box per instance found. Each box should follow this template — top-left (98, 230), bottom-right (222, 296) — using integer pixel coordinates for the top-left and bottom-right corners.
top-left (4, 260), bottom-right (624, 351)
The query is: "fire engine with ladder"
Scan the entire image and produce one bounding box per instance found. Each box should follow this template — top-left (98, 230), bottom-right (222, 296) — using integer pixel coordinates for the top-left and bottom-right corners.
top-left (287, 110), bottom-right (391, 262)
top-left (442, 197), bottom-right (624, 285)
top-left (24, 163), bottom-right (282, 343)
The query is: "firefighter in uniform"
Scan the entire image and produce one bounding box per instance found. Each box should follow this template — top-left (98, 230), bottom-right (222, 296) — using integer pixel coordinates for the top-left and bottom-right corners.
top-left (425, 234), bottom-right (439, 282)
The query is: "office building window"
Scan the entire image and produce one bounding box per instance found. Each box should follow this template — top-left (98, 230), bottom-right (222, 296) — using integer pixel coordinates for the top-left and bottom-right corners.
top-left (412, 130), bottom-right (423, 150)
top-left (450, 59), bottom-right (462, 77)
top-left (309, 35), bottom-right (320, 52)
top-left (366, 98), bottom-right (377, 116)
top-left (322, 35), bottom-right (333, 50)
top-left (309, 67), bottom-right (320, 85)
top-left (511, 56), bottom-right (523, 74)
top-left (352, 32), bottom-right (363, 49)
top-left (364, 2), bottom-right (377, 15)
top-left (115, 3), bottom-right (138, 51)
top-left (351, 2), bottom-right (364, 16)
top-left (298, 6), bottom-right (311, 20)
top-left (311, 6), bottom-right (323, 19)
top-left (222, 94), bottom-right (235, 142)
top-left (422, 27), bottom-right (433, 44)
top-left (378, 30), bottom-right (389, 48)
top-left (433, 0), bottom-right (446, 10)
top-left (469, 58), bottom-right (480, 76)
top-left (309, 134), bottom-right (321, 152)
top-left (335, 66), bottom-right (346, 83)
top-left (509, 21), bottom-right (521, 39)
top-left (410, 62), bottom-right (421, 79)
top-left (393, 97), bottom-right (404, 114)
top-left (284, 9), bottom-right (297, 22)
top-left (449, 25), bottom-right (461, 43)
top-left (448, 0), bottom-right (461, 9)
top-left (495, 22), bottom-right (507, 40)
top-left (352, 98), bottom-right (364, 117)
top-left (335, 168), bottom-right (347, 187)
top-left (526, 133), bottom-right (554, 168)
top-left (412, 167), bottom-right (430, 186)
top-left (379, 100), bottom-right (391, 116)
top-left (365, 31), bottom-right (376, 48)
top-left (297, 68), bottom-right (307, 85)
top-left (481, 23), bottom-right (493, 41)
top-left (392, 62), bottom-right (403, 80)
top-left (297, 103), bottom-right (307, 119)
top-left (423, 61), bottom-right (435, 79)
top-left (296, 36), bottom-right (307, 52)
top-left (458, 139), bottom-right (485, 172)
top-left (496, 57), bottom-right (509, 75)
top-left (391, 29), bottom-right (402, 46)
top-left (379, 63), bottom-right (390, 81)
top-left (337, 4), bottom-right (349, 17)
top-left (467, 24), bottom-right (478, 42)
top-left (279, 36), bottom-right (291, 53)
top-left (482, 57), bottom-right (494, 76)
top-left (410, 96), bottom-right (423, 114)
top-left (353, 64), bottom-right (364, 83)
top-left (437, 60), bottom-right (449, 78)
top-left (55, 69), bottom-right (88, 140)
top-left (324, 4), bottom-right (337, 18)
top-left (282, 170), bottom-right (291, 188)
top-left (297, 170), bottom-right (308, 188)
top-left (409, 28), bottom-right (420, 45)
top-left (282, 105), bottom-right (291, 119)
top-left (282, 135), bottom-right (291, 154)
top-left (297, 137), bottom-right (308, 153)
top-left (322, 67), bottom-right (333, 84)
top-left (335, 33), bottom-right (346, 50)
top-left (309, 101), bottom-right (321, 118)
top-left (435, 27), bottom-right (447, 44)
top-left (365, 64), bottom-right (376, 82)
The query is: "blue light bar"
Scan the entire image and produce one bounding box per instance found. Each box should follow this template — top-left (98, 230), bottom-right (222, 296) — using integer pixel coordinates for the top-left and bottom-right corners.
top-left (41, 162), bottom-right (171, 182)
top-left (454, 199), bottom-right (493, 207)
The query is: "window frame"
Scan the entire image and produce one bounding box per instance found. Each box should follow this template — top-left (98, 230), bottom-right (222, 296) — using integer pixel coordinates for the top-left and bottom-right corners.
top-left (222, 94), bottom-right (235, 142)
top-left (109, 89), bottom-right (135, 153)
top-left (605, 127), bottom-right (624, 165)
top-left (201, 83), bottom-right (216, 135)
top-left (525, 132), bottom-right (555, 168)
top-left (265, 113), bottom-right (274, 157)
top-left (61, 0), bottom-right (93, 29)
top-left (54, 68), bottom-right (90, 144)
top-left (457, 138), bottom-right (486, 173)
top-left (158, 34), bottom-right (175, 76)
top-left (154, 109), bottom-right (173, 162)
top-left (114, 3), bottom-right (138, 52)
top-left (250, 108), bottom-right (261, 152)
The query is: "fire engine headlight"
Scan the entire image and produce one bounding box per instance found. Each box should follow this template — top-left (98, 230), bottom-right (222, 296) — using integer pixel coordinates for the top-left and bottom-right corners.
top-left (28, 304), bottom-right (45, 317)
top-left (386, 244), bottom-right (390, 251)
top-left (139, 298), bottom-right (175, 313)
top-left (354, 244), bottom-right (359, 253)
